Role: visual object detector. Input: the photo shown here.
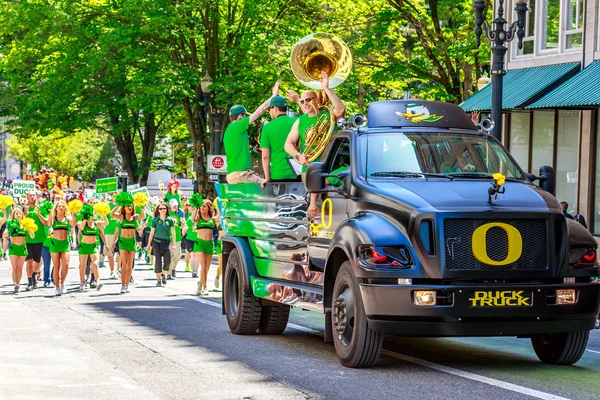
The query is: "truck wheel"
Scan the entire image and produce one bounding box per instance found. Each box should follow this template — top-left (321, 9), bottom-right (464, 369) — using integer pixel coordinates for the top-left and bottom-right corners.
top-left (332, 261), bottom-right (383, 368)
top-left (258, 305), bottom-right (290, 335)
top-left (224, 249), bottom-right (262, 335)
top-left (531, 330), bottom-right (590, 365)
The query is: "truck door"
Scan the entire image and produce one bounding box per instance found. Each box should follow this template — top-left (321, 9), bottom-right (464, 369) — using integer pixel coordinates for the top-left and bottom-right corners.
top-left (308, 137), bottom-right (351, 272)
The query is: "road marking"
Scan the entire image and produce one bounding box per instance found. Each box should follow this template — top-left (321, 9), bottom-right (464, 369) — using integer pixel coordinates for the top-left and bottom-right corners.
top-left (163, 286), bottom-right (580, 399)
top-left (587, 349), bottom-right (600, 354)
top-left (58, 382), bottom-right (131, 388)
top-left (1, 324), bottom-right (50, 331)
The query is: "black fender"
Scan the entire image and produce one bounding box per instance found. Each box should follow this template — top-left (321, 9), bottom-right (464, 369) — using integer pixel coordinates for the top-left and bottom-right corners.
top-left (221, 235), bottom-right (257, 296)
top-left (560, 219), bottom-right (600, 276)
top-left (322, 212), bottom-right (424, 311)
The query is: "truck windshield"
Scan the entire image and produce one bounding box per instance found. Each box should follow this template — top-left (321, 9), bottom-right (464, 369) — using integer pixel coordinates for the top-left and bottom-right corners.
top-left (361, 132), bottom-right (523, 181)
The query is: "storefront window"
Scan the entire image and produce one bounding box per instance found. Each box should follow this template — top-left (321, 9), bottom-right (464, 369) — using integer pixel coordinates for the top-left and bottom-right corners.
top-left (531, 111), bottom-right (555, 173)
top-left (555, 110), bottom-right (579, 214)
top-left (541, 0), bottom-right (560, 51)
top-left (517, 0), bottom-right (536, 56)
top-left (565, 0), bottom-right (583, 49)
top-left (509, 113), bottom-right (531, 170)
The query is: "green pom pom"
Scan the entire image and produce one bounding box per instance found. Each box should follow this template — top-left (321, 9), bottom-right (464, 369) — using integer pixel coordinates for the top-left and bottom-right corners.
top-left (78, 204), bottom-right (94, 221)
top-left (115, 192), bottom-right (134, 207)
top-left (189, 193), bottom-right (204, 209)
top-left (7, 219), bottom-right (21, 237)
top-left (39, 200), bottom-right (53, 217)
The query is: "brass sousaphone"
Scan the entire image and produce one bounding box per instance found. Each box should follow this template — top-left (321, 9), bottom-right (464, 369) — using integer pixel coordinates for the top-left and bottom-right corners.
top-left (290, 33), bottom-right (352, 163)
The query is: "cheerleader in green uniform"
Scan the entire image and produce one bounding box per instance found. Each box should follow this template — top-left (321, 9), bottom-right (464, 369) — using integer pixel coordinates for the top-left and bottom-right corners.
top-left (211, 198), bottom-right (223, 290)
top-left (77, 204), bottom-right (108, 291)
top-left (3, 208), bottom-right (35, 293)
top-left (39, 200), bottom-right (76, 296)
top-left (111, 192), bottom-right (145, 294)
top-left (192, 198), bottom-right (220, 296)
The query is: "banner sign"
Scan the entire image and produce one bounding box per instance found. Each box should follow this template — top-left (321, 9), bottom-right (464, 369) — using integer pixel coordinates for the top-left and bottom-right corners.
top-left (95, 177), bottom-right (118, 194)
top-left (85, 189), bottom-right (103, 201)
top-left (128, 186), bottom-right (156, 214)
top-left (207, 155), bottom-right (227, 174)
top-left (12, 180), bottom-right (36, 196)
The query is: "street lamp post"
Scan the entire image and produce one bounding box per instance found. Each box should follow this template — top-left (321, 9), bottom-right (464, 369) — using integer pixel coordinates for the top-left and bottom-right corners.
top-left (474, 0), bottom-right (528, 141)
top-left (200, 71), bottom-right (213, 133)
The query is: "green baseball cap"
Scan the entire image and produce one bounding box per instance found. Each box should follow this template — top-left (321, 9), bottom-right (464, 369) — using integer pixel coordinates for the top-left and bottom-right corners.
top-left (229, 104), bottom-right (247, 116)
top-left (269, 96), bottom-right (287, 108)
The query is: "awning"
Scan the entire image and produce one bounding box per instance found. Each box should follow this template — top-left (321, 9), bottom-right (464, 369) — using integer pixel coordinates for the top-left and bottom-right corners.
top-left (460, 62), bottom-right (580, 112)
top-left (527, 61), bottom-right (600, 109)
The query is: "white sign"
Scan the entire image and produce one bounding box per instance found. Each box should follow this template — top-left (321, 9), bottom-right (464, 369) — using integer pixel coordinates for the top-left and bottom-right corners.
top-left (208, 174), bottom-right (219, 182)
top-left (85, 189), bottom-right (103, 201)
top-left (128, 186), bottom-right (155, 214)
top-left (12, 180), bottom-right (36, 196)
top-left (146, 196), bottom-right (161, 215)
top-left (11, 164), bottom-right (19, 174)
top-left (207, 155), bottom-right (227, 174)
top-left (127, 183), bottom-right (140, 191)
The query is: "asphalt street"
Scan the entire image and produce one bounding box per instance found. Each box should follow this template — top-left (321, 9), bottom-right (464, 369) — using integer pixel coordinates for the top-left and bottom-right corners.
top-left (0, 253), bottom-right (599, 400)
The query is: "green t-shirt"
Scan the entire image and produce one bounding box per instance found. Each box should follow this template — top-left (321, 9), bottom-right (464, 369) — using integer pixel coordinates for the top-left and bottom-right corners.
top-left (165, 192), bottom-right (181, 206)
top-left (260, 115), bottom-right (298, 180)
top-left (26, 207), bottom-right (46, 243)
top-left (185, 216), bottom-right (198, 241)
top-left (152, 216), bottom-right (175, 240)
top-left (328, 166), bottom-right (348, 187)
top-left (43, 226), bottom-right (52, 248)
top-left (144, 215), bottom-right (152, 232)
top-left (169, 211), bottom-right (183, 242)
top-left (223, 116), bottom-right (252, 174)
top-left (104, 203), bottom-right (118, 235)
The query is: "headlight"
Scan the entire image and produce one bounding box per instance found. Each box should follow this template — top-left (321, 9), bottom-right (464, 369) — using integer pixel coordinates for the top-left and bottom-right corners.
top-left (569, 247), bottom-right (597, 268)
top-left (357, 245), bottom-right (412, 269)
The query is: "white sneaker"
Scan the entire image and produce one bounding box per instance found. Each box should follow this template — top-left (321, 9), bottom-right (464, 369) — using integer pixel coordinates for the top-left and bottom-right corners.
top-left (61, 285), bottom-right (67, 294)
top-left (96, 282), bottom-right (103, 291)
top-left (120, 286), bottom-right (126, 294)
top-left (79, 284), bottom-right (85, 291)
top-left (196, 281), bottom-right (203, 295)
top-left (55, 288), bottom-right (62, 296)
top-left (109, 272), bottom-right (116, 279)
top-left (214, 277), bottom-right (220, 289)
top-left (202, 288), bottom-right (209, 296)
top-left (14, 284), bottom-right (20, 293)
top-left (125, 285), bottom-right (130, 293)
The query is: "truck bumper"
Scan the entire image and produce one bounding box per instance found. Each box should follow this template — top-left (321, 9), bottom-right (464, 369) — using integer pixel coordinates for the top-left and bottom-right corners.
top-left (359, 282), bottom-right (600, 337)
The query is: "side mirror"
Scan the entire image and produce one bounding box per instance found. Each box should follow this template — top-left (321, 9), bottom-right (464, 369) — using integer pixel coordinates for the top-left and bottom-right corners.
top-left (305, 162), bottom-right (327, 192)
top-left (525, 165), bottom-right (556, 196)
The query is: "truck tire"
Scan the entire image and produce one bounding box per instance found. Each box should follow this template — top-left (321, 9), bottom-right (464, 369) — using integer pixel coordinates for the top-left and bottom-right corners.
top-left (331, 261), bottom-right (383, 368)
top-left (531, 330), bottom-right (590, 365)
top-left (258, 305), bottom-right (290, 335)
top-left (224, 249), bottom-right (262, 335)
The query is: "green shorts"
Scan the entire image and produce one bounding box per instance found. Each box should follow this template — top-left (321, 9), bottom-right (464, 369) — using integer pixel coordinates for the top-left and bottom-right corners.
top-left (79, 242), bottom-right (98, 255)
top-left (215, 240), bottom-right (222, 255)
top-left (193, 238), bottom-right (214, 254)
top-left (8, 243), bottom-right (28, 257)
top-left (49, 239), bottom-right (70, 253)
top-left (118, 236), bottom-right (136, 252)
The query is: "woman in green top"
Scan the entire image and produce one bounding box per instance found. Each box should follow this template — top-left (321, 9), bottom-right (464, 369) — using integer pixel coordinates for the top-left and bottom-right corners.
top-left (192, 200), bottom-right (220, 295)
top-left (111, 198), bottom-right (146, 294)
top-left (164, 180), bottom-right (181, 205)
top-left (77, 204), bottom-right (108, 291)
top-left (2, 208), bottom-right (34, 293)
top-left (146, 203), bottom-right (176, 287)
top-left (182, 204), bottom-right (198, 277)
top-left (39, 200), bottom-right (76, 296)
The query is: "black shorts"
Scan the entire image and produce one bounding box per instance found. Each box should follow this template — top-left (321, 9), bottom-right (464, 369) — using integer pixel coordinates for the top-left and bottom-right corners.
top-left (135, 231), bottom-right (143, 243)
top-left (26, 242), bottom-right (43, 262)
top-left (184, 238), bottom-right (196, 253)
top-left (0, 223), bottom-right (5, 238)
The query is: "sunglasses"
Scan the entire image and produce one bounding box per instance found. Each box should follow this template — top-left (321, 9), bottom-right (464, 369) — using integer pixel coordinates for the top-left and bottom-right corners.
top-left (300, 97), bottom-right (316, 105)
top-left (158, 207), bottom-right (167, 211)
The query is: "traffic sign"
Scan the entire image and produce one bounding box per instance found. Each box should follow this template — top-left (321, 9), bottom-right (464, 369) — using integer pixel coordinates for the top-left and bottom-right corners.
top-left (207, 155), bottom-right (227, 174)
top-left (208, 174), bottom-right (219, 182)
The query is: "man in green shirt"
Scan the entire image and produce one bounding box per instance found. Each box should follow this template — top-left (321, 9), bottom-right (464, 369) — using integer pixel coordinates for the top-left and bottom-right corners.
top-left (224, 81), bottom-right (279, 184)
top-left (102, 196), bottom-right (119, 279)
top-left (25, 191), bottom-right (47, 290)
top-left (260, 95), bottom-right (300, 188)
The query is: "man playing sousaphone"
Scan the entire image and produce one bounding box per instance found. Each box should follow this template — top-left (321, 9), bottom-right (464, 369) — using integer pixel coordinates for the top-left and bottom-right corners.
top-left (284, 70), bottom-right (346, 216)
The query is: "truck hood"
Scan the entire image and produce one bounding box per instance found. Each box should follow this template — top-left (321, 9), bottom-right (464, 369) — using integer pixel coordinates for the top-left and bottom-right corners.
top-left (369, 180), bottom-right (555, 212)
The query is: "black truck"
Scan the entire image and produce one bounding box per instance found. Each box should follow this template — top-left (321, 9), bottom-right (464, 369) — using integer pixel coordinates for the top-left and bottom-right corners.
top-left (215, 100), bottom-right (600, 368)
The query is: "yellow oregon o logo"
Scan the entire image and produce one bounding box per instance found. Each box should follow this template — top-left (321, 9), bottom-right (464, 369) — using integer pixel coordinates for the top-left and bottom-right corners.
top-left (471, 222), bottom-right (522, 266)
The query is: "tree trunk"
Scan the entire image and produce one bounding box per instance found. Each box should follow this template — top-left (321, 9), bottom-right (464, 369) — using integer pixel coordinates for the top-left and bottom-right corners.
top-left (138, 112), bottom-right (157, 186)
top-left (110, 112), bottom-right (139, 184)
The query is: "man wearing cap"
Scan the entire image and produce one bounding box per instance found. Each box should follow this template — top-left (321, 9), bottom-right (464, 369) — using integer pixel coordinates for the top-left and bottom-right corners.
top-left (260, 95), bottom-right (300, 189)
top-left (223, 81), bottom-right (280, 184)
top-left (167, 198), bottom-right (184, 279)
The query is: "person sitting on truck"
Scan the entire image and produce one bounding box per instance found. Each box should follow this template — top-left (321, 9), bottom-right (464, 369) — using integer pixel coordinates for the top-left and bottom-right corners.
top-left (260, 96), bottom-right (300, 189)
top-left (224, 81), bottom-right (280, 185)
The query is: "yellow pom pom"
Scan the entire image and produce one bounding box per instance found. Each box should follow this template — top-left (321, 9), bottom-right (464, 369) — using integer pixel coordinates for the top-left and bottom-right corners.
top-left (68, 199), bottom-right (83, 214)
top-left (0, 195), bottom-right (14, 210)
top-left (93, 202), bottom-right (111, 217)
top-left (133, 192), bottom-right (148, 207)
top-left (21, 217), bottom-right (38, 233)
top-left (493, 173), bottom-right (506, 187)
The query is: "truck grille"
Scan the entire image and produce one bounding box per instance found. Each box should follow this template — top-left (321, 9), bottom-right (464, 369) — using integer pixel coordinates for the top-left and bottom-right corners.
top-left (444, 219), bottom-right (547, 271)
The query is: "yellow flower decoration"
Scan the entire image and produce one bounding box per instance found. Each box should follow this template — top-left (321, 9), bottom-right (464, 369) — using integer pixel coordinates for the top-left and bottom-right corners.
top-left (93, 202), bottom-right (111, 217)
top-left (133, 192), bottom-right (148, 207)
top-left (0, 195), bottom-right (14, 210)
top-left (68, 199), bottom-right (83, 214)
top-left (21, 217), bottom-right (38, 233)
top-left (492, 173), bottom-right (506, 187)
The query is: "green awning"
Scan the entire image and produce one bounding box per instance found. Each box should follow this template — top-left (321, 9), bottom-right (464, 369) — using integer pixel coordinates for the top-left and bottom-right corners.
top-left (460, 62), bottom-right (580, 112)
top-left (527, 61), bottom-right (600, 109)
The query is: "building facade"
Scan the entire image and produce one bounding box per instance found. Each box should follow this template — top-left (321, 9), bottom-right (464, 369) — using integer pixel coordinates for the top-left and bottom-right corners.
top-left (461, 0), bottom-right (600, 235)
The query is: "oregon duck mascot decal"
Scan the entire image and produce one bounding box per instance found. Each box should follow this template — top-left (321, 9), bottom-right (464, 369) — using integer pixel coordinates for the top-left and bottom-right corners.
top-left (396, 103), bottom-right (444, 123)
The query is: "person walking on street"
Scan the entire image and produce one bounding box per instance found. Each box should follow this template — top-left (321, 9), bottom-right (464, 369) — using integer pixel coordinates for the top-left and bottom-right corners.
top-left (182, 205), bottom-right (198, 278)
top-left (193, 199), bottom-right (219, 295)
top-left (77, 204), bottom-right (107, 291)
top-left (167, 199), bottom-right (184, 280)
top-left (3, 208), bottom-right (35, 293)
top-left (146, 203), bottom-right (176, 287)
top-left (24, 191), bottom-right (47, 290)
